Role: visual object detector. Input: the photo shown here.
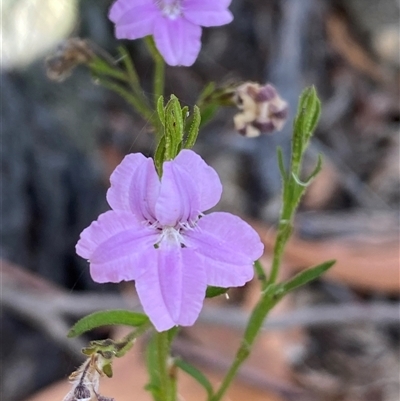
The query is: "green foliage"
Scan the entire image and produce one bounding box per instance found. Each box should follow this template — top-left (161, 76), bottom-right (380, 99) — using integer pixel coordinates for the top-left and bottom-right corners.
top-left (175, 359), bottom-right (214, 397)
top-left (291, 86), bottom-right (321, 174)
top-left (67, 310), bottom-right (149, 338)
top-left (154, 95), bottom-right (202, 172)
top-left (275, 260), bottom-right (336, 298)
top-left (210, 87), bottom-right (335, 401)
top-left (145, 335), bottom-right (162, 401)
top-left (205, 286), bottom-right (229, 298)
top-left (184, 105), bottom-right (201, 149)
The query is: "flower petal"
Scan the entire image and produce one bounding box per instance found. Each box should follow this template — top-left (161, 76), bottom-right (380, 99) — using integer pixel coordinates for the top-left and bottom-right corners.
top-left (183, 0), bottom-right (233, 27)
top-left (135, 245), bottom-right (206, 331)
top-left (155, 157), bottom-right (200, 226)
top-left (76, 211), bottom-right (159, 283)
top-left (153, 17), bottom-right (201, 66)
top-left (109, 1), bottom-right (158, 40)
top-left (107, 154), bottom-right (160, 222)
top-left (185, 212), bottom-right (264, 287)
top-left (173, 150), bottom-right (222, 212)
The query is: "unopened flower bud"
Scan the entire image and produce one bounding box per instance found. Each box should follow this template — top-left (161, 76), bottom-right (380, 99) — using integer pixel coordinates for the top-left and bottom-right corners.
top-left (233, 82), bottom-right (288, 137)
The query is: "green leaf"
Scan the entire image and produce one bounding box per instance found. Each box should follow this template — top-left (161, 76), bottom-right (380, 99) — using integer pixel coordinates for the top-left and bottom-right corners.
top-left (205, 286), bottom-right (229, 298)
top-left (277, 260), bottom-right (335, 296)
top-left (157, 96), bottom-right (165, 126)
top-left (291, 86), bottom-right (321, 174)
top-left (175, 359), bottom-right (213, 397)
top-left (154, 134), bottom-right (166, 176)
top-left (277, 147), bottom-right (287, 180)
top-left (199, 104), bottom-right (218, 127)
top-left (184, 105), bottom-right (201, 149)
top-left (296, 86), bottom-right (321, 137)
top-left (164, 95), bottom-right (184, 159)
top-left (181, 106), bottom-right (189, 124)
top-left (254, 260), bottom-right (267, 284)
top-left (89, 58), bottom-right (127, 82)
top-left (198, 82), bottom-right (216, 103)
top-left (67, 310), bottom-right (149, 338)
top-left (304, 153), bottom-right (323, 184)
top-left (102, 363), bottom-right (113, 378)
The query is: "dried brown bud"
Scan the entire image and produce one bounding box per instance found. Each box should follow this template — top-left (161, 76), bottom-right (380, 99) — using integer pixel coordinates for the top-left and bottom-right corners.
top-left (73, 384), bottom-right (92, 401)
top-left (233, 82), bottom-right (288, 137)
top-left (45, 38), bottom-right (95, 82)
top-left (96, 395), bottom-right (116, 401)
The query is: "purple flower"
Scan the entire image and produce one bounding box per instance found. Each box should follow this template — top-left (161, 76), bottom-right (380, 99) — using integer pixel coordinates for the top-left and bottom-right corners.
top-left (76, 150), bottom-right (263, 331)
top-left (108, 0), bottom-right (233, 66)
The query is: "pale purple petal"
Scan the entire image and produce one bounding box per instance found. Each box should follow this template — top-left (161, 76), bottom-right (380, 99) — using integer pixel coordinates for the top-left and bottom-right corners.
top-left (155, 158), bottom-right (200, 226)
top-left (153, 17), bottom-right (201, 66)
top-left (109, 1), bottom-right (158, 40)
top-left (185, 212), bottom-right (264, 287)
top-left (107, 154), bottom-right (160, 222)
top-left (76, 211), bottom-right (159, 283)
top-left (106, 153), bottom-right (145, 211)
top-left (109, 0), bottom-right (154, 22)
top-left (135, 245), bottom-right (206, 331)
top-left (173, 150), bottom-right (222, 212)
top-left (183, 0), bottom-right (233, 27)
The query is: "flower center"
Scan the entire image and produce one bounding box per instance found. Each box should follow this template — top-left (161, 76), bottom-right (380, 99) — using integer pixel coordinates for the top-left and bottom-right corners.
top-left (155, 0), bottom-right (182, 19)
top-left (157, 226), bottom-right (185, 248)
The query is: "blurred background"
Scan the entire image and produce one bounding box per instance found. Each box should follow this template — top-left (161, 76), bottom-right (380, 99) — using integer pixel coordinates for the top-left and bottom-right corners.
top-left (1, 0), bottom-right (399, 400)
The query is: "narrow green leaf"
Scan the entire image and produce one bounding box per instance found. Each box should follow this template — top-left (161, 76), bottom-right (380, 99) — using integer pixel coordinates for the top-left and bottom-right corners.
top-left (181, 106), bottom-right (189, 125)
top-left (154, 134), bottom-right (166, 176)
top-left (89, 58), bottom-right (128, 82)
top-left (117, 46), bottom-right (141, 89)
top-left (277, 147), bottom-right (287, 180)
top-left (199, 104), bottom-right (218, 127)
top-left (102, 363), bottom-right (113, 378)
top-left (198, 82), bottom-right (216, 103)
top-left (304, 153), bottom-right (323, 184)
top-left (157, 96), bottom-right (165, 126)
top-left (205, 286), bottom-right (229, 298)
top-left (175, 359), bottom-right (214, 397)
top-left (67, 310), bottom-right (149, 338)
top-left (184, 105), bottom-right (201, 149)
top-left (254, 260), bottom-right (267, 284)
top-left (96, 78), bottom-right (153, 121)
top-left (302, 86), bottom-right (321, 140)
top-left (171, 96), bottom-right (184, 141)
top-left (164, 95), bottom-right (184, 159)
top-left (277, 260), bottom-right (335, 296)
top-left (167, 326), bottom-right (180, 345)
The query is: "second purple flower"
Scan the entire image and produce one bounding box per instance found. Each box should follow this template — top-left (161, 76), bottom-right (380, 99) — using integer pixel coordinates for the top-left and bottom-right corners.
top-left (109, 0), bottom-right (233, 66)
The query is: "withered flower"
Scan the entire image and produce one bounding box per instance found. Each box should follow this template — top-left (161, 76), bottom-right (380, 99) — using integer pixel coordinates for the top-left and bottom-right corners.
top-left (46, 38), bottom-right (95, 82)
top-left (233, 82), bottom-right (288, 137)
top-left (62, 354), bottom-right (115, 401)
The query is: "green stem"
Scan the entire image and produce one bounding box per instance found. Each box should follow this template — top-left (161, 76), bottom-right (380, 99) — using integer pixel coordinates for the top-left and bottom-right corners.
top-left (210, 287), bottom-right (279, 401)
top-left (97, 78), bottom-right (154, 122)
top-left (156, 331), bottom-right (175, 401)
top-left (253, 259), bottom-right (267, 289)
top-left (144, 37), bottom-right (165, 108)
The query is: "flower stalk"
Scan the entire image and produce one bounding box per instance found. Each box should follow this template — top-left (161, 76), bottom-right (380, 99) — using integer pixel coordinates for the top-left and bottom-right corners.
top-left (210, 87), bottom-right (324, 401)
top-left (156, 331), bottom-right (176, 401)
top-left (145, 37), bottom-right (165, 109)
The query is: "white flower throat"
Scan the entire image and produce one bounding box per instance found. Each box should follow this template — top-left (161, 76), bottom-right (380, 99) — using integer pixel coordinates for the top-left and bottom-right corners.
top-left (156, 0), bottom-right (182, 19)
top-left (158, 226), bottom-right (185, 248)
